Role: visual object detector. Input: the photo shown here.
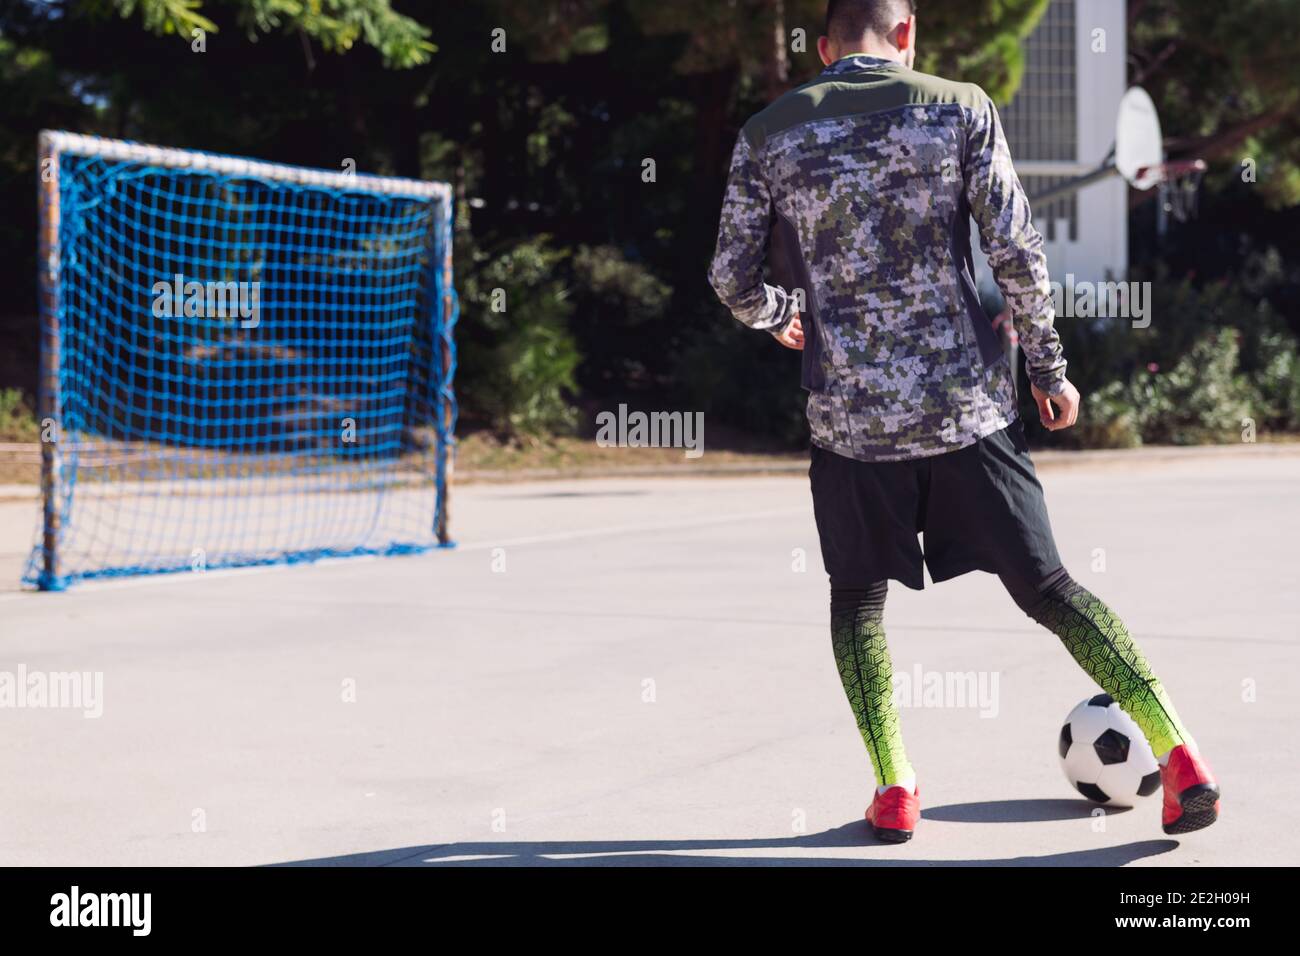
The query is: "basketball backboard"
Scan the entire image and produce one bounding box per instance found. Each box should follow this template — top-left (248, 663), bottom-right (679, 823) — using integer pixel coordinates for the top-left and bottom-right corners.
top-left (1115, 87), bottom-right (1164, 191)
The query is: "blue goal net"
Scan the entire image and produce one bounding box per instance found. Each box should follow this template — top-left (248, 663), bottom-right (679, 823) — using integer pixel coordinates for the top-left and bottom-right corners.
top-left (25, 132), bottom-right (458, 590)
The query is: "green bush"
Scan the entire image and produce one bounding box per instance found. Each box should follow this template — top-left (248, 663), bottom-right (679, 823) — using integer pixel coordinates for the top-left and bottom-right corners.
top-left (673, 316), bottom-right (809, 447)
top-left (1058, 271), bottom-right (1300, 448)
top-left (1079, 328), bottom-right (1256, 447)
top-left (567, 244), bottom-right (673, 395)
top-left (1241, 329), bottom-right (1300, 431)
top-left (0, 387), bottom-right (38, 442)
top-left (571, 244), bottom-right (671, 328)
top-left (457, 236), bottom-right (581, 437)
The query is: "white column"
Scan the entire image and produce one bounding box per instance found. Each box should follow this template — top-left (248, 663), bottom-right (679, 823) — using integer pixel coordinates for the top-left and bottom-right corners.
top-left (1073, 0), bottom-right (1128, 281)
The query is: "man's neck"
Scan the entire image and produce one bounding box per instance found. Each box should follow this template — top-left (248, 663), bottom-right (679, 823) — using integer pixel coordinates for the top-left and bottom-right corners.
top-left (831, 48), bottom-right (904, 65)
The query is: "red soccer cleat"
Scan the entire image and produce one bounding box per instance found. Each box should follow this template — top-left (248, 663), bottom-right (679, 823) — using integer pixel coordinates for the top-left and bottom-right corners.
top-left (1161, 745), bottom-right (1220, 835)
top-left (866, 784), bottom-right (920, 843)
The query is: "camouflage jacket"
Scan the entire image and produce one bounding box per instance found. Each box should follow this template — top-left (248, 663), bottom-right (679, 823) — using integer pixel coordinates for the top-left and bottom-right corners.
top-left (708, 54), bottom-right (1068, 462)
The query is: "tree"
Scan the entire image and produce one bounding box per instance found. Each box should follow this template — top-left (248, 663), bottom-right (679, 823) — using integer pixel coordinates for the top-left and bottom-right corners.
top-left (1129, 0), bottom-right (1300, 206)
top-left (10, 0), bottom-right (1293, 448)
top-left (92, 0), bottom-right (436, 67)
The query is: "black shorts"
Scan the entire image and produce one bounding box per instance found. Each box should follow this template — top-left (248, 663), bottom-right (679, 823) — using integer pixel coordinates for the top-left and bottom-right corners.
top-left (809, 420), bottom-right (1062, 593)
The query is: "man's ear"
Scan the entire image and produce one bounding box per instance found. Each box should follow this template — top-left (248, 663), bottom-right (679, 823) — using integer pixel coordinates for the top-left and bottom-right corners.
top-left (899, 15), bottom-right (920, 67)
top-left (896, 15), bottom-right (916, 61)
top-left (817, 35), bottom-right (834, 66)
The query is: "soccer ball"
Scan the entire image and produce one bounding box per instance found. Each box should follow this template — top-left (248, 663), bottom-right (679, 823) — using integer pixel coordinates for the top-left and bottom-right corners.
top-left (1058, 694), bottom-right (1161, 807)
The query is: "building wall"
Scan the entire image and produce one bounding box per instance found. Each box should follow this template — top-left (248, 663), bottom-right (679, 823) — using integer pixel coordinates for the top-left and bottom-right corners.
top-left (975, 0), bottom-right (1129, 292)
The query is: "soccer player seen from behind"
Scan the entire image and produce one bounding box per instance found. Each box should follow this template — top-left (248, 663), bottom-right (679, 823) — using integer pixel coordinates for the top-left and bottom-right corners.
top-left (708, 0), bottom-right (1220, 842)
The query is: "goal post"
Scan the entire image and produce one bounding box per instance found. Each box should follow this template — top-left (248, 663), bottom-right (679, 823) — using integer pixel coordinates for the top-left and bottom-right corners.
top-left (26, 131), bottom-right (458, 590)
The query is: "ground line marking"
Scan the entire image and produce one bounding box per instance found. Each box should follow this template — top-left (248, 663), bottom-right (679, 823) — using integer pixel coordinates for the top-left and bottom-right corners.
top-left (0, 506), bottom-right (807, 601)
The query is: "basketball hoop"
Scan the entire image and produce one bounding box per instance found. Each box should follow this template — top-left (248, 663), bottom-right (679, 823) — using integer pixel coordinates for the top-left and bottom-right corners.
top-left (1145, 159), bottom-right (1208, 222)
top-left (1022, 87), bottom-right (1208, 228)
top-left (1028, 87), bottom-right (1169, 208)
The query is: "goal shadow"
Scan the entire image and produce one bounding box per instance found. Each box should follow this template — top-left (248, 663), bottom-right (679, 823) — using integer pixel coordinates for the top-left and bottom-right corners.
top-left (270, 830), bottom-right (1179, 867)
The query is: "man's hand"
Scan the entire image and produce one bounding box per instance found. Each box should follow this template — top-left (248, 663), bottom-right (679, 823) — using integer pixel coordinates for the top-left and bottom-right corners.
top-left (774, 312), bottom-right (804, 350)
top-left (1032, 378), bottom-right (1080, 431)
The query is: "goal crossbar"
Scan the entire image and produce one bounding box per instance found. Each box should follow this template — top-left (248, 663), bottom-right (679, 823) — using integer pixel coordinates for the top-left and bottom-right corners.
top-left (40, 131), bottom-right (452, 199)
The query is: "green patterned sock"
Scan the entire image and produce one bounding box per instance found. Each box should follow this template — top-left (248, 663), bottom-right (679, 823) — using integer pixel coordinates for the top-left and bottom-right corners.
top-left (830, 583), bottom-right (915, 787)
top-left (1027, 577), bottom-right (1190, 757)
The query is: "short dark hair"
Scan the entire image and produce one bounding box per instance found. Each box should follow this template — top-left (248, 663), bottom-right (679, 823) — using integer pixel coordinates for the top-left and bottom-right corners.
top-left (825, 0), bottom-right (915, 44)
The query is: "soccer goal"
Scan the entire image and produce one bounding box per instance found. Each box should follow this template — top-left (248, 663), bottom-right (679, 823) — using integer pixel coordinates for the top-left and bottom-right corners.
top-left (25, 131), bottom-right (458, 591)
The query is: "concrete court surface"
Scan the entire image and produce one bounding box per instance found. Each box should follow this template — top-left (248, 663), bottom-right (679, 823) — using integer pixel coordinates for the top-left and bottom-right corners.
top-left (0, 447), bottom-right (1296, 866)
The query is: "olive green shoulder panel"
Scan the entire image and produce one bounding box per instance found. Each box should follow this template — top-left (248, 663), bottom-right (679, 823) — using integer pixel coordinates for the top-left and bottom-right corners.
top-left (742, 67), bottom-right (986, 152)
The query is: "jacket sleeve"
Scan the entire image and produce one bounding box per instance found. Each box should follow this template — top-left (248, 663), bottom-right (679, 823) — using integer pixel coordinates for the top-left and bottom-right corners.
top-left (963, 89), bottom-right (1068, 394)
top-left (708, 132), bottom-right (797, 335)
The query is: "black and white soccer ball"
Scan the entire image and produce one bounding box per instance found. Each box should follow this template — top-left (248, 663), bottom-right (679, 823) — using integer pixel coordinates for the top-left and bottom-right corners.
top-left (1058, 694), bottom-right (1161, 807)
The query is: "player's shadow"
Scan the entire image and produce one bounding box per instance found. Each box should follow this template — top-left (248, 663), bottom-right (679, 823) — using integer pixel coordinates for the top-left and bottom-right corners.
top-left (923, 798), bottom-right (1133, 823)
top-left (271, 827), bottom-right (1176, 867)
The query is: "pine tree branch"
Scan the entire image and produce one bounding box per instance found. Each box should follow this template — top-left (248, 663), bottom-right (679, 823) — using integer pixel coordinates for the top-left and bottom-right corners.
top-left (1165, 107), bottom-right (1292, 161)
